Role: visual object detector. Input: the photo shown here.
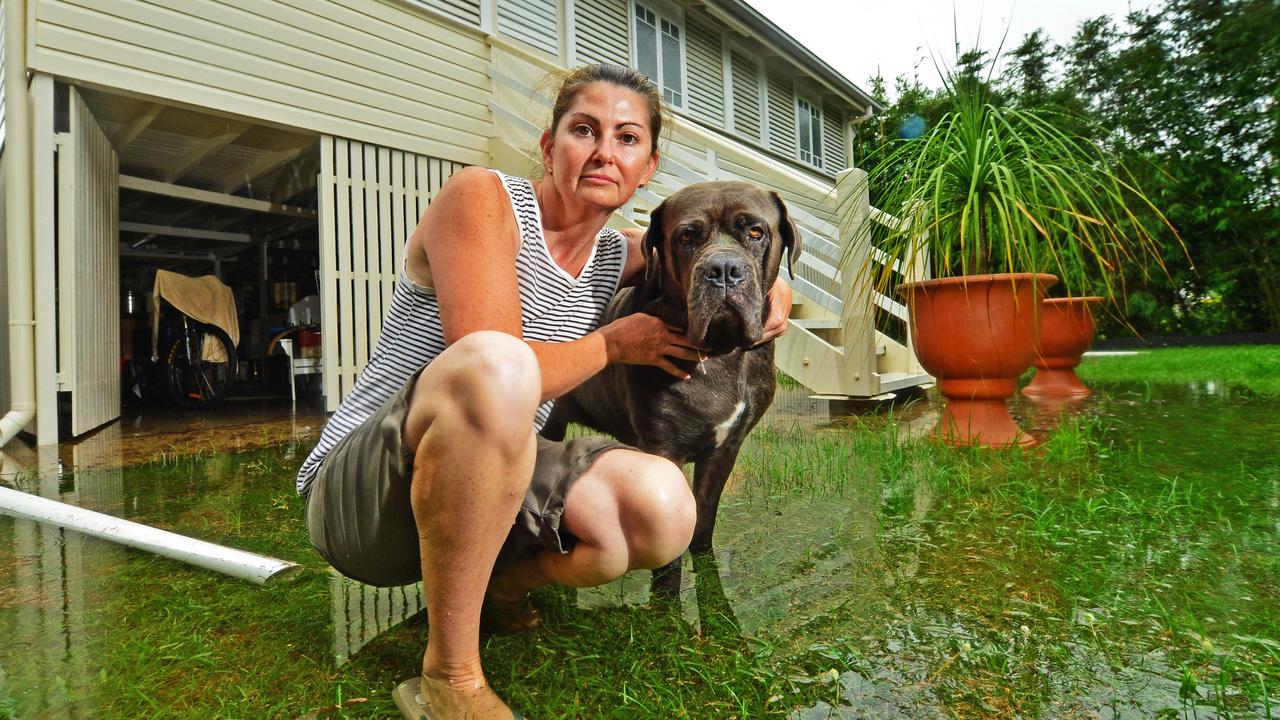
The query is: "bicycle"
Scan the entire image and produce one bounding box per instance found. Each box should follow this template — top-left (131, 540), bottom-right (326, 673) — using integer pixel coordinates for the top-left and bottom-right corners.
top-left (157, 309), bottom-right (238, 409)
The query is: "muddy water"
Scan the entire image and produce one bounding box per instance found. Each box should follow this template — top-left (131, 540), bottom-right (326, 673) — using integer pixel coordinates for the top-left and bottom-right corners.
top-left (1, 380), bottom-right (1277, 718)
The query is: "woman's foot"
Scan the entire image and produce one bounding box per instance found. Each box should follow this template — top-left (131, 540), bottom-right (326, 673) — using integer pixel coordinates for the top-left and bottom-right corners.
top-left (394, 673), bottom-right (523, 720)
top-left (481, 589), bottom-right (542, 634)
top-left (481, 571), bottom-right (542, 635)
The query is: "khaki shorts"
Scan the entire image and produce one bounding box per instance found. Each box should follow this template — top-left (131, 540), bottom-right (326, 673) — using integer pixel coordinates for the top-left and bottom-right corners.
top-left (304, 368), bottom-right (629, 588)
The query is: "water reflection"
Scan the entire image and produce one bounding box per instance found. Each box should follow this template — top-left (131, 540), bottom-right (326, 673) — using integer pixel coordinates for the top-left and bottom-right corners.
top-left (765, 383), bottom-right (937, 442)
top-left (1023, 394), bottom-right (1090, 437)
top-left (328, 573), bottom-right (424, 666)
top-left (0, 428), bottom-right (123, 717)
top-left (0, 377), bottom-right (1276, 718)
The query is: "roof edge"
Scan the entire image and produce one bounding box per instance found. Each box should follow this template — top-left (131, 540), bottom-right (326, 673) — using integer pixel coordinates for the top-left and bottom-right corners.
top-left (712, 0), bottom-right (884, 114)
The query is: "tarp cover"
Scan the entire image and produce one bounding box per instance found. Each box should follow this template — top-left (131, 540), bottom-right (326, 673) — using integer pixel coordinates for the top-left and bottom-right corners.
top-left (150, 270), bottom-right (240, 362)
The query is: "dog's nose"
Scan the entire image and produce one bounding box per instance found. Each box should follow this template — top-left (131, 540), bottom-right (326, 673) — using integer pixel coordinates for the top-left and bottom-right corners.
top-left (703, 257), bottom-right (749, 288)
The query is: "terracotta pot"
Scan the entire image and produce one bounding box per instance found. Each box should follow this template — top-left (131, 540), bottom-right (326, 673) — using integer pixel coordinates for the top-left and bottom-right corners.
top-left (1022, 297), bottom-right (1103, 398)
top-left (898, 272), bottom-right (1057, 447)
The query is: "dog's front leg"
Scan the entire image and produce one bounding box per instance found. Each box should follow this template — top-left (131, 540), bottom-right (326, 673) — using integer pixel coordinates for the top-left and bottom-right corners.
top-left (650, 444), bottom-right (743, 600)
top-left (689, 444), bottom-right (743, 552)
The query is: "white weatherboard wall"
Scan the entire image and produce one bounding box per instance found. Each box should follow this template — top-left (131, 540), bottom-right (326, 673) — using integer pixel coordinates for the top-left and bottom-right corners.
top-left (318, 136), bottom-right (463, 411)
top-left (0, 162), bottom-right (8, 415)
top-left (57, 87), bottom-right (119, 437)
top-left (0, 0), bottom-right (6, 149)
top-left (30, 0), bottom-right (492, 167)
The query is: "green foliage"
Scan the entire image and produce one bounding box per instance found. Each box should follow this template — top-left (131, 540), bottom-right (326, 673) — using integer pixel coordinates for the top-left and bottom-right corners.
top-left (861, 0), bottom-right (1280, 333)
top-left (858, 75), bottom-right (1174, 299)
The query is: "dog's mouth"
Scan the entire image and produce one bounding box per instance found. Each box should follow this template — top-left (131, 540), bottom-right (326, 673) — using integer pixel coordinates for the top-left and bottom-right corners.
top-left (687, 280), bottom-right (764, 351)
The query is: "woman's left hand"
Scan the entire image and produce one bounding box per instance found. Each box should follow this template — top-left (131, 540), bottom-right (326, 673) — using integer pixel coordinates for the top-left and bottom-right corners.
top-left (755, 277), bottom-right (793, 346)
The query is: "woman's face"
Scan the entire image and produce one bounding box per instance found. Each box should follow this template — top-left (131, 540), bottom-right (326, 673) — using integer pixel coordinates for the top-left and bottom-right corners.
top-left (540, 82), bottom-right (659, 212)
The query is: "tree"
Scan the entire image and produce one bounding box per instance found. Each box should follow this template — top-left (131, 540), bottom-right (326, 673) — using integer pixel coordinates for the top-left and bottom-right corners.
top-left (1005, 29), bottom-right (1053, 103)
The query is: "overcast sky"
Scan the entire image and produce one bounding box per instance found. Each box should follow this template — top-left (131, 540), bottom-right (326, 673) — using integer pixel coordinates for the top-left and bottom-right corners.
top-left (742, 0), bottom-right (1161, 91)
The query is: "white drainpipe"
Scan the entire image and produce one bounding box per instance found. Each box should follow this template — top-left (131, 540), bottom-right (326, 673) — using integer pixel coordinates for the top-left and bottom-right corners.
top-left (0, 0), bottom-right (36, 447)
top-left (0, 486), bottom-right (302, 585)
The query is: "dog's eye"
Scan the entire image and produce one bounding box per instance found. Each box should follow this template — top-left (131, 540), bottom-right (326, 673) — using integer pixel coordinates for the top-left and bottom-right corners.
top-left (747, 225), bottom-right (765, 240)
top-left (676, 229), bottom-right (696, 245)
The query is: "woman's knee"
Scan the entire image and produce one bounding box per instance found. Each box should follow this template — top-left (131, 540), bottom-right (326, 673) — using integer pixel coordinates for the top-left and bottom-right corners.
top-left (618, 455), bottom-right (696, 570)
top-left (408, 331), bottom-right (540, 449)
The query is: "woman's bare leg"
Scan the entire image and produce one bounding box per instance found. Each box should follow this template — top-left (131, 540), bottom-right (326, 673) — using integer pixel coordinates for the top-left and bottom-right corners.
top-left (400, 331), bottom-right (540, 718)
top-left (490, 449), bottom-right (696, 600)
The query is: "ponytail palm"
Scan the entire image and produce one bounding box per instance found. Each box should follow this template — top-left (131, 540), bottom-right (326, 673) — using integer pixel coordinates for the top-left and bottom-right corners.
top-left (862, 89), bottom-right (1178, 298)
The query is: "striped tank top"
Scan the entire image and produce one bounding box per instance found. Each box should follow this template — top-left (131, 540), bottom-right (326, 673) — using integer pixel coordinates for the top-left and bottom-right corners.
top-left (296, 170), bottom-right (628, 494)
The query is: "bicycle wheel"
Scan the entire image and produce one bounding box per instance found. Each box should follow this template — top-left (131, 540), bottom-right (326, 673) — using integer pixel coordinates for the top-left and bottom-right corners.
top-left (163, 322), bottom-right (238, 409)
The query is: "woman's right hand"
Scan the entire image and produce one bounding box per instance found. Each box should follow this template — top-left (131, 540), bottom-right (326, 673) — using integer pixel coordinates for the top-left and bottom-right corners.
top-left (599, 313), bottom-right (705, 379)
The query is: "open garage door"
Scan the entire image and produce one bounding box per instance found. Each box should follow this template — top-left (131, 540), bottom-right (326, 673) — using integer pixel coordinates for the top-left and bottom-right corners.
top-left (317, 136), bottom-right (463, 411)
top-left (57, 87), bottom-right (120, 436)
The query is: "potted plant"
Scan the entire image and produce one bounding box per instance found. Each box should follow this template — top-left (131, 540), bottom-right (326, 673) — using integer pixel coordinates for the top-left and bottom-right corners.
top-left (860, 81), bottom-right (1173, 446)
top-left (1021, 296), bottom-right (1104, 398)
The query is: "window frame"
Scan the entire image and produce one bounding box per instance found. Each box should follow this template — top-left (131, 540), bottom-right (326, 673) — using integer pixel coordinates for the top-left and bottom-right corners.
top-left (629, 0), bottom-right (688, 110)
top-left (795, 92), bottom-right (824, 170)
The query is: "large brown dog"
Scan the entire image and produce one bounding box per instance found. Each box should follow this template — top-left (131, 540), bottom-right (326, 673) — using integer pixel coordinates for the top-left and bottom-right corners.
top-left (541, 181), bottom-right (799, 594)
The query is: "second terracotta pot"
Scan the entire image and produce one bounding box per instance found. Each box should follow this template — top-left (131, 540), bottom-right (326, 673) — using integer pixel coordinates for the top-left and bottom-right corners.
top-left (899, 272), bottom-right (1057, 447)
top-left (1022, 297), bottom-right (1103, 398)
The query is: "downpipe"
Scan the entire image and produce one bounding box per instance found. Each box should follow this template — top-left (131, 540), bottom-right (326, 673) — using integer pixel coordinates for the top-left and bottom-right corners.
top-left (0, 408), bottom-right (34, 445)
top-left (0, 486), bottom-right (302, 584)
top-left (0, 0), bottom-right (37, 447)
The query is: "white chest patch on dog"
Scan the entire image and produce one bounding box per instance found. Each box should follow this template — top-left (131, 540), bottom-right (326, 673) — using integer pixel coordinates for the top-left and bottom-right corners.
top-left (714, 401), bottom-right (747, 447)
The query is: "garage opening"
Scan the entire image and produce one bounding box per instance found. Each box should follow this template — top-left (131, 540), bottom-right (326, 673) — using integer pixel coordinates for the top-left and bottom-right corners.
top-left (66, 84), bottom-right (323, 437)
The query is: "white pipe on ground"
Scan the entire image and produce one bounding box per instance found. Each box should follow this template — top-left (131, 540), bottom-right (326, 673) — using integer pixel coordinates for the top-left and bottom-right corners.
top-left (0, 0), bottom-right (37, 447)
top-left (0, 486), bottom-right (302, 585)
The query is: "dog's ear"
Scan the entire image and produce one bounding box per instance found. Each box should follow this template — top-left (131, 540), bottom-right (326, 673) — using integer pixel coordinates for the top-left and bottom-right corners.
top-left (642, 201), bottom-right (666, 288)
top-left (770, 191), bottom-right (802, 277)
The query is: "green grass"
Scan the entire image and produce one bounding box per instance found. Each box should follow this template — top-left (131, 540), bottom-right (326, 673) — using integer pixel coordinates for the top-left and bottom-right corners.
top-left (2, 363), bottom-right (1277, 718)
top-left (1078, 344), bottom-right (1280, 396)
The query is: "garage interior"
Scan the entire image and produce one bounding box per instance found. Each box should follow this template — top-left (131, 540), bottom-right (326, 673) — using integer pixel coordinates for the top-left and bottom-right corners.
top-left (70, 84), bottom-right (326, 437)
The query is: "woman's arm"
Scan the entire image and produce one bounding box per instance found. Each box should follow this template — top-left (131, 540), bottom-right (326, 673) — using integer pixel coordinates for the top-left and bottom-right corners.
top-left (414, 169), bottom-right (698, 404)
top-left (619, 227), bottom-right (648, 288)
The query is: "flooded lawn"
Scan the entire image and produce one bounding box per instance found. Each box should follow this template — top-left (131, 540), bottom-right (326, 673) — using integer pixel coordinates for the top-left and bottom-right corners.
top-left (1, 377), bottom-right (1277, 718)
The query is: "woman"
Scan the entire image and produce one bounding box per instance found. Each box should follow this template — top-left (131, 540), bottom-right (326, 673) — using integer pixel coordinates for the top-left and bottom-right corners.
top-left (297, 64), bottom-right (791, 720)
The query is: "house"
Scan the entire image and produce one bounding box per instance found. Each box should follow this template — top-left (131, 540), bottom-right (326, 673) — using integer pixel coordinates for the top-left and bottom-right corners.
top-left (0, 0), bottom-right (929, 448)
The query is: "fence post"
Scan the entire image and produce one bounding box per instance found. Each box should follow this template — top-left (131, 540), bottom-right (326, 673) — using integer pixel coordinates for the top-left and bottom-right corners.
top-left (836, 168), bottom-right (875, 396)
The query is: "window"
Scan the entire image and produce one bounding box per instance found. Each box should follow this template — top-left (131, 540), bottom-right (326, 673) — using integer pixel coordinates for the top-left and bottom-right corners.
top-left (796, 97), bottom-right (823, 169)
top-left (633, 3), bottom-right (684, 107)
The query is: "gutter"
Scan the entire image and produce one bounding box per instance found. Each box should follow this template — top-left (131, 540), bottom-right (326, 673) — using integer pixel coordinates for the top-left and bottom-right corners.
top-left (0, 0), bottom-right (36, 447)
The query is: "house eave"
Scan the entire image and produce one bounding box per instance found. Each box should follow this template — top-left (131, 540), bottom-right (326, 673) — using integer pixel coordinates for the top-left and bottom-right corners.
top-left (703, 0), bottom-right (884, 114)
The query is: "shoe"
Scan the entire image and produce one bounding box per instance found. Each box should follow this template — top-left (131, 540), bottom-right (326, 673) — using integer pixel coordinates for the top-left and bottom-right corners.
top-left (480, 593), bottom-right (542, 635)
top-left (393, 674), bottom-right (525, 720)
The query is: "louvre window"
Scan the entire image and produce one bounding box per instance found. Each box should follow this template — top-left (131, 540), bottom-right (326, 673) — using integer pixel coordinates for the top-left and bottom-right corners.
top-left (797, 97), bottom-right (823, 169)
top-left (729, 50), bottom-right (763, 141)
top-left (497, 0), bottom-right (558, 56)
top-left (633, 3), bottom-right (684, 107)
top-left (575, 0), bottom-right (630, 66)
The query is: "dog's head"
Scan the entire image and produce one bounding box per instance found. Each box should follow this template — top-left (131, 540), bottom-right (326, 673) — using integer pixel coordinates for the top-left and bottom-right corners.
top-left (643, 181), bottom-right (801, 350)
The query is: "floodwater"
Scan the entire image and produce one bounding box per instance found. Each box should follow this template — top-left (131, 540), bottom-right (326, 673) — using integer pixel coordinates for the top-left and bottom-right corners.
top-left (0, 380), bottom-right (1277, 718)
